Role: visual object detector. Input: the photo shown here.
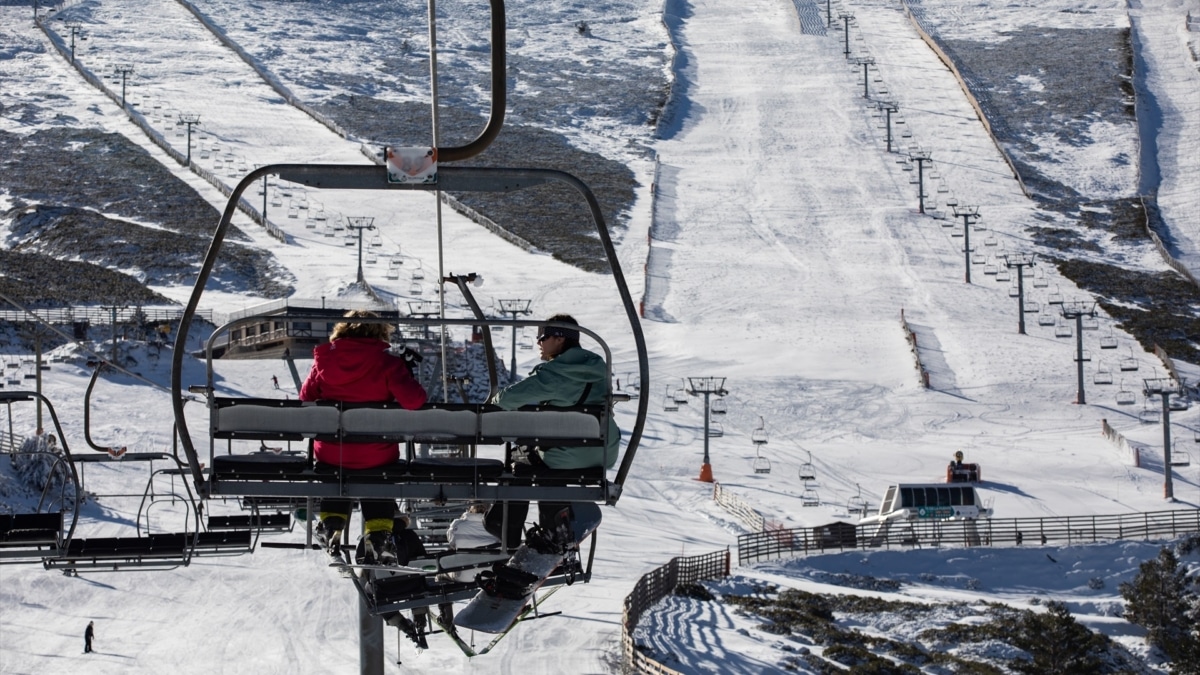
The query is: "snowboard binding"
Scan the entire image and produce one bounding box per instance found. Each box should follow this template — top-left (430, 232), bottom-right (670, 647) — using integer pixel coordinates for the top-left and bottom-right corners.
top-left (477, 563), bottom-right (541, 600)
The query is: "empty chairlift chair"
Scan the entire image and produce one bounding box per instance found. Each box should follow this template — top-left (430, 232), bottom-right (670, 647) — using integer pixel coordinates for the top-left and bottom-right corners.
top-left (662, 385), bottom-right (678, 412)
top-left (1115, 379), bottom-right (1137, 406)
top-left (798, 449), bottom-right (815, 482)
top-left (752, 447), bottom-right (771, 474)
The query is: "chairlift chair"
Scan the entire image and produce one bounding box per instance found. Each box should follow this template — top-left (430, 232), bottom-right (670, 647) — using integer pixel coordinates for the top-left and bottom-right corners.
top-left (1033, 270), bottom-right (1049, 288)
top-left (1093, 361), bottom-right (1113, 385)
top-left (752, 448), bottom-right (771, 474)
top-left (847, 484), bottom-right (868, 516)
top-left (983, 262), bottom-right (998, 275)
top-left (1081, 315), bottom-right (1099, 331)
top-left (1054, 322), bottom-right (1072, 339)
top-left (995, 269), bottom-right (1011, 283)
top-left (1119, 351), bottom-right (1139, 372)
top-left (1037, 310), bottom-right (1056, 327)
top-left (365, 251), bottom-right (377, 265)
top-left (1116, 380), bottom-right (1137, 405)
top-left (662, 385), bottom-right (678, 412)
top-left (672, 387), bottom-right (689, 405)
top-left (386, 267), bottom-right (400, 280)
top-left (710, 397), bottom-right (727, 415)
top-left (1139, 404), bottom-right (1160, 424)
top-left (1008, 283), bottom-right (1020, 298)
top-left (1099, 330), bottom-right (1118, 350)
top-left (707, 422), bottom-right (724, 438)
top-left (1170, 449), bottom-right (1191, 467)
top-left (798, 449), bottom-right (815, 481)
top-left (1024, 301), bottom-right (1040, 313)
top-left (1046, 285), bottom-right (1064, 305)
top-left (751, 416), bottom-right (768, 445)
top-left (408, 281), bottom-right (423, 295)
top-left (1169, 396), bottom-right (1190, 412)
top-left (801, 488), bottom-right (820, 507)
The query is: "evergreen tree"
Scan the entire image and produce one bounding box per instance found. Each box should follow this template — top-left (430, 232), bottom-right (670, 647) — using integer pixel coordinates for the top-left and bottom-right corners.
top-left (1120, 548), bottom-right (1191, 649)
top-left (1006, 601), bottom-right (1107, 674)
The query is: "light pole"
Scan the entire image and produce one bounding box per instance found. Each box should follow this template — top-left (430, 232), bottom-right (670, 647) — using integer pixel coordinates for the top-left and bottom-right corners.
top-left (66, 22), bottom-right (84, 64)
top-left (1143, 378), bottom-right (1184, 500)
top-left (688, 376), bottom-right (728, 483)
top-left (825, 0), bottom-right (832, 27)
top-left (1060, 300), bottom-right (1096, 404)
top-left (178, 113), bottom-right (200, 165)
top-left (876, 100), bottom-right (899, 152)
top-left (838, 13), bottom-right (854, 58)
top-left (908, 150), bottom-right (932, 214)
top-left (851, 56), bottom-right (876, 99)
top-left (114, 64), bottom-right (135, 108)
top-left (953, 205), bottom-right (979, 283)
top-left (1003, 254), bottom-right (1035, 334)
top-left (497, 299), bottom-right (532, 383)
top-left (345, 217), bottom-right (375, 284)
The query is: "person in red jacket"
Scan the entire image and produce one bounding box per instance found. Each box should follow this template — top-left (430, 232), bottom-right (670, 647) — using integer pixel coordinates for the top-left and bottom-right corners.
top-left (300, 310), bottom-right (427, 564)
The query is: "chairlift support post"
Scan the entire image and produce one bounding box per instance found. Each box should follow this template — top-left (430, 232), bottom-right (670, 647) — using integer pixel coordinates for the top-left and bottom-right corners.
top-left (909, 150), bottom-right (932, 214)
top-left (876, 100), bottom-right (899, 153)
top-left (1143, 378), bottom-right (1185, 500)
top-left (687, 377), bottom-right (727, 483)
top-left (851, 56), bottom-right (875, 99)
top-left (1060, 300), bottom-right (1096, 404)
top-left (1003, 254), bottom-right (1035, 334)
top-left (496, 299), bottom-right (533, 385)
top-left (953, 206), bottom-right (979, 283)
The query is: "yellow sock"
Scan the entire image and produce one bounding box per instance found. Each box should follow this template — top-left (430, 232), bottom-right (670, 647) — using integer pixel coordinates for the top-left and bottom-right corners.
top-left (319, 511), bottom-right (349, 524)
top-left (363, 518), bottom-right (393, 534)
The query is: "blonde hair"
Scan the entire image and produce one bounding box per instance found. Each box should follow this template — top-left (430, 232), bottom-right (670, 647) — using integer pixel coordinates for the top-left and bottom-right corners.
top-left (330, 310), bottom-right (392, 342)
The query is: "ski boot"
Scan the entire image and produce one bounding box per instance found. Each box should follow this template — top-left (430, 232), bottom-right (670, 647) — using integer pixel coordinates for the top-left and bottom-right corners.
top-left (314, 515), bottom-right (346, 556)
top-left (356, 530), bottom-right (399, 566)
top-left (477, 563), bottom-right (541, 600)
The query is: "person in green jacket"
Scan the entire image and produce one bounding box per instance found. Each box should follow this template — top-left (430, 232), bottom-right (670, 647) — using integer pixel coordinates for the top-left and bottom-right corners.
top-left (485, 314), bottom-right (620, 548)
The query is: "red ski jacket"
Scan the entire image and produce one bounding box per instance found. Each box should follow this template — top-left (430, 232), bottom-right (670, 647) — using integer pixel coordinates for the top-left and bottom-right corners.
top-left (299, 337), bottom-right (427, 469)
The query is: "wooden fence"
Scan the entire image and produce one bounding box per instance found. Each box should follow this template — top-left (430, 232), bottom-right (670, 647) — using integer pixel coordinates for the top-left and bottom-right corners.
top-left (623, 549), bottom-right (730, 674)
top-left (737, 509), bottom-right (1200, 564)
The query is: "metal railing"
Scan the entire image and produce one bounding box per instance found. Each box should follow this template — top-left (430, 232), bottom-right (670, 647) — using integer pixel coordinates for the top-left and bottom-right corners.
top-left (738, 509), bottom-right (1200, 564)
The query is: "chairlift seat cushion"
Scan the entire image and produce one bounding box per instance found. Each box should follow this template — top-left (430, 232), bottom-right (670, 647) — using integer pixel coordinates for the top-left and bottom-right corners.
top-left (517, 465), bottom-right (607, 487)
top-left (213, 453), bottom-right (311, 479)
top-left (341, 405), bottom-right (478, 442)
top-left (214, 398), bottom-right (339, 440)
top-left (407, 457), bottom-right (505, 481)
top-left (479, 408), bottom-right (602, 444)
top-left (313, 461), bottom-right (411, 483)
top-left (194, 530), bottom-right (253, 550)
top-left (62, 533), bottom-right (190, 558)
top-left (0, 513), bottom-right (62, 544)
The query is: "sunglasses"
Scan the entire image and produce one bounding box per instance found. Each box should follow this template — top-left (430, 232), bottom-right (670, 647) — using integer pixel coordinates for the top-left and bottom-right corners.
top-left (536, 334), bottom-right (559, 343)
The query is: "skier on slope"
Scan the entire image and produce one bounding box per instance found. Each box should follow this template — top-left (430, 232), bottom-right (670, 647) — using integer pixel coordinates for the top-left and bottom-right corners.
top-left (483, 314), bottom-right (620, 550)
top-left (84, 621), bottom-right (94, 653)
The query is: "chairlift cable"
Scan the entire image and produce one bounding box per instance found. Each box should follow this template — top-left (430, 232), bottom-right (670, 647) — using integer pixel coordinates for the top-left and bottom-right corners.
top-left (428, 0), bottom-right (451, 403)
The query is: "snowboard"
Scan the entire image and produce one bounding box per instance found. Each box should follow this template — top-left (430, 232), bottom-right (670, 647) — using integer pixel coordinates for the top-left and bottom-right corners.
top-left (331, 550), bottom-right (511, 576)
top-left (453, 502), bottom-right (601, 634)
